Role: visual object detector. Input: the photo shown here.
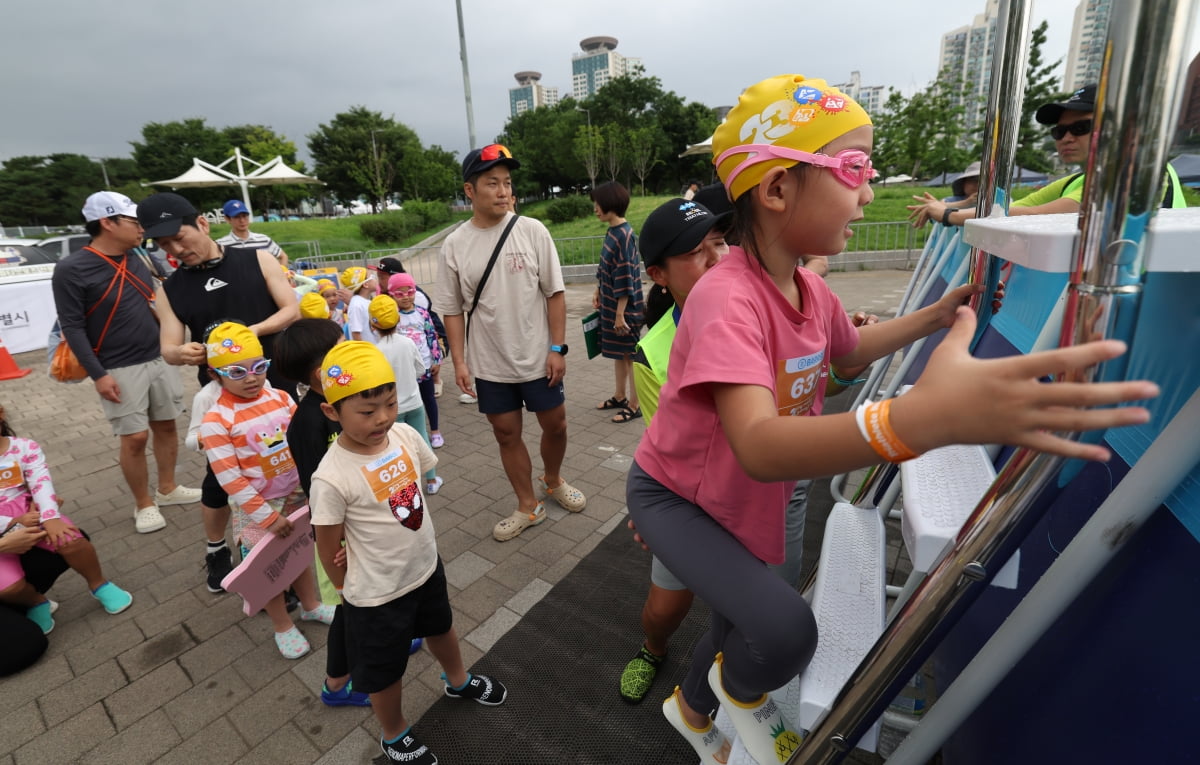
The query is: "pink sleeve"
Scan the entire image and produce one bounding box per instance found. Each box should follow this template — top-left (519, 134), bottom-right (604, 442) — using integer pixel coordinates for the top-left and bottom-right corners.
top-left (19, 441), bottom-right (61, 522)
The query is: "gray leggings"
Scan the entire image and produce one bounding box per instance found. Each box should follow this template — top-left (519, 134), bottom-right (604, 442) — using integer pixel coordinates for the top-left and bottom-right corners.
top-left (627, 461), bottom-right (818, 714)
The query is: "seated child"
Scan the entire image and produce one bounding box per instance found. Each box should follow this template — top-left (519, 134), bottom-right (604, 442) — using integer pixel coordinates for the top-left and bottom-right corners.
top-left (198, 322), bottom-right (334, 659)
top-left (310, 341), bottom-right (506, 765)
top-left (0, 403), bottom-right (131, 634)
top-left (368, 296), bottom-right (443, 495)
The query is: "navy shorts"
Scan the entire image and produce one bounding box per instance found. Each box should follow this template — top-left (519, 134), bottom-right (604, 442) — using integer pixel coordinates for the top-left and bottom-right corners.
top-left (475, 377), bottom-right (565, 415)
top-left (201, 461), bottom-right (228, 509)
top-left (340, 559), bottom-right (453, 694)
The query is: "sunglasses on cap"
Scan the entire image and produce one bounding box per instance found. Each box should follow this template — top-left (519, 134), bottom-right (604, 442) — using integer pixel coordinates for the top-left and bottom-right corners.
top-left (479, 144), bottom-right (512, 161)
top-left (1050, 119), bottom-right (1092, 140)
top-left (715, 144), bottom-right (878, 191)
top-left (211, 358), bottom-right (272, 381)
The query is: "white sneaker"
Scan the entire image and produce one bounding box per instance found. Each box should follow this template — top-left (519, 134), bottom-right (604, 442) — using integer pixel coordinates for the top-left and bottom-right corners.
top-left (426, 476), bottom-right (444, 495)
top-left (155, 485), bottom-right (202, 506)
top-left (458, 392), bottom-right (476, 405)
top-left (134, 505), bottom-right (167, 533)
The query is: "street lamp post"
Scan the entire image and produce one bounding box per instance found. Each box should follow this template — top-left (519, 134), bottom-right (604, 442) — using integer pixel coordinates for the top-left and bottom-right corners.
top-left (89, 157), bottom-right (111, 189)
top-left (369, 129), bottom-right (385, 212)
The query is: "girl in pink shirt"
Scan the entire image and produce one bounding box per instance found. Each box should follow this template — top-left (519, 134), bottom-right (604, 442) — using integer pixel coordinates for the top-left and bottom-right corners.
top-left (627, 75), bottom-right (1158, 764)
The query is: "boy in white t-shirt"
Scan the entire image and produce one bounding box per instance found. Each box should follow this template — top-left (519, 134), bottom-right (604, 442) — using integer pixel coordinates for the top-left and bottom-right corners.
top-left (309, 341), bottom-right (506, 765)
top-left (340, 266), bottom-right (378, 342)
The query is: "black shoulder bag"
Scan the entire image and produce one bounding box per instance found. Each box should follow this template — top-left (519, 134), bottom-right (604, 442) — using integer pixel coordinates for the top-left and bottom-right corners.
top-left (466, 214), bottom-right (519, 344)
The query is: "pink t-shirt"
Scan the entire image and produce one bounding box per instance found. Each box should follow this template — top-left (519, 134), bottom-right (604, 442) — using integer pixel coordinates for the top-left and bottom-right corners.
top-left (634, 246), bottom-right (860, 563)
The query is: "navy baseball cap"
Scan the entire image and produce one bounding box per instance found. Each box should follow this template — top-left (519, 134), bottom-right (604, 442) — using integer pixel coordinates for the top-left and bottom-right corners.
top-left (639, 199), bottom-right (729, 269)
top-left (137, 192), bottom-right (199, 238)
top-left (1036, 84), bottom-right (1097, 125)
top-left (462, 143), bottom-right (520, 181)
top-left (222, 199), bottom-right (249, 217)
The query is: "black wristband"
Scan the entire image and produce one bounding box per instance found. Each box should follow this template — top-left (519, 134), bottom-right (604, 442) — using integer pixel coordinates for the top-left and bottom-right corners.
top-left (941, 207), bottom-right (955, 226)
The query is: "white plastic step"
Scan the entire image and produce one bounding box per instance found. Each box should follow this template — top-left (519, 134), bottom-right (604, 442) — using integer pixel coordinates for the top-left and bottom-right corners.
top-left (799, 502), bottom-right (885, 751)
top-left (899, 444), bottom-right (1020, 589)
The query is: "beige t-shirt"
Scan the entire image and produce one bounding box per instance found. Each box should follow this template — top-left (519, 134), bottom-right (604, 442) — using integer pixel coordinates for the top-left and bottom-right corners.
top-left (433, 213), bottom-right (565, 383)
top-left (309, 423), bottom-right (439, 607)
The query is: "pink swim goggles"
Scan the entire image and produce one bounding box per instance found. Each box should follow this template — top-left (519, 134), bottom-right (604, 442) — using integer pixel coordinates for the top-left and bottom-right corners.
top-left (715, 144), bottom-right (878, 191)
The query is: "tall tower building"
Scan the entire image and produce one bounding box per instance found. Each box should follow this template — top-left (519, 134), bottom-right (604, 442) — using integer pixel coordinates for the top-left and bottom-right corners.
top-left (509, 71), bottom-right (559, 118)
top-left (938, 0), bottom-right (1001, 131)
top-left (833, 71), bottom-right (887, 117)
top-left (1063, 0), bottom-right (1112, 92)
top-left (571, 36), bottom-right (641, 99)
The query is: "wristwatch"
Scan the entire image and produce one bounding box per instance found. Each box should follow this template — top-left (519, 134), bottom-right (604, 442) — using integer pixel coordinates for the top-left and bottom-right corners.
top-left (550, 344), bottom-right (568, 355)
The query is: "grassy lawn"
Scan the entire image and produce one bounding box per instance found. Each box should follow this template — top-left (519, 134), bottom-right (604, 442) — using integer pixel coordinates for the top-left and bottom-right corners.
top-left (206, 182), bottom-right (1199, 261)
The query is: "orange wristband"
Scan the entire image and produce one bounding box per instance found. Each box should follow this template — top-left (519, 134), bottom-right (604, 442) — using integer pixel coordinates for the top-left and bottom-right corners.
top-left (855, 399), bottom-right (919, 463)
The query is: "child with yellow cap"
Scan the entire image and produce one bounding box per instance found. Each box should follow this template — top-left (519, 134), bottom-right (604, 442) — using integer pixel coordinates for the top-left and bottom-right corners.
top-left (199, 321), bottom-right (334, 660)
top-left (340, 266), bottom-right (377, 342)
top-left (299, 291), bottom-right (331, 320)
top-left (308, 341), bottom-right (507, 764)
top-left (625, 74), bottom-right (1158, 764)
top-left (368, 296), bottom-right (444, 495)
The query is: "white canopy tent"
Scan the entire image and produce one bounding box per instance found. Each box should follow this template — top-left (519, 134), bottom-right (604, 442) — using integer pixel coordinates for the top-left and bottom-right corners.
top-left (147, 148), bottom-right (322, 218)
top-left (679, 133), bottom-right (715, 158)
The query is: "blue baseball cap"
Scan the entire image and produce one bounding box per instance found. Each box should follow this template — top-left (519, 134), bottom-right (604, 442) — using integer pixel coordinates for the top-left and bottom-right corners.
top-left (222, 199), bottom-right (249, 217)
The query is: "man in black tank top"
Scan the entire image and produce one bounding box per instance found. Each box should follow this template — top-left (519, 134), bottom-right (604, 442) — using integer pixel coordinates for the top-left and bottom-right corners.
top-left (138, 192), bottom-right (300, 593)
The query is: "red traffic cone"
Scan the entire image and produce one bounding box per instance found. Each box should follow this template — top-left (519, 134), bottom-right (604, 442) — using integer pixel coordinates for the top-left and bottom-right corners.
top-left (0, 334), bottom-right (32, 380)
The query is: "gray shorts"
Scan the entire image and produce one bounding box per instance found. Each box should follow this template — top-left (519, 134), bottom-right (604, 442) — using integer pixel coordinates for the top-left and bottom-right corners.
top-left (99, 357), bottom-right (183, 436)
top-left (650, 554), bottom-right (687, 591)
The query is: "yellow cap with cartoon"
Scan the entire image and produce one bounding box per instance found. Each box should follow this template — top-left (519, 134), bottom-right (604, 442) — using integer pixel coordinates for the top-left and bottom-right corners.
top-left (320, 341), bottom-right (396, 404)
top-left (299, 292), bottom-right (330, 319)
top-left (206, 322), bottom-right (263, 367)
top-left (713, 74), bottom-right (871, 201)
top-left (368, 295), bottom-right (399, 330)
top-left (340, 266), bottom-right (370, 292)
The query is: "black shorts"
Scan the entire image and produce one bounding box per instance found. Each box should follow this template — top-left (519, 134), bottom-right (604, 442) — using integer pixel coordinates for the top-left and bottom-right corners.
top-left (341, 559), bottom-right (453, 694)
top-left (475, 377), bottom-right (565, 415)
top-left (201, 460), bottom-right (228, 509)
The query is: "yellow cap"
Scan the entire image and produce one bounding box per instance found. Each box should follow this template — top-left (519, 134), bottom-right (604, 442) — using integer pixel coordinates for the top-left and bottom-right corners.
top-left (317, 280), bottom-right (336, 295)
top-left (368, 295), bottom-right (399, 330)
top-left (713, 74), bottom-right (871, 201)
top-left (299, 292), bottom-right (330, 319)
top-left (206, 322), bottom-right (263, 367)
top-left (340, 266), bottom-right (370, 292)
top-left (320, 341), bottom-right (396, 404)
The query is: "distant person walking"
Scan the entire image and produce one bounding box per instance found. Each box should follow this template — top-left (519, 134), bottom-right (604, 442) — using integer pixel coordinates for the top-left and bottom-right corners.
top-left (216, 199), bottom-right (289, 266)
top-left (590, 181), bottom-right (645, 423)
top-left (51, 191), bottom-right (200, 535)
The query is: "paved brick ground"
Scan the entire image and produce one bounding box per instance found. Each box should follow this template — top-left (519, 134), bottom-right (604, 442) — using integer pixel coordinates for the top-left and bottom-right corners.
top-left (0, 270), bottom-right (912, 765)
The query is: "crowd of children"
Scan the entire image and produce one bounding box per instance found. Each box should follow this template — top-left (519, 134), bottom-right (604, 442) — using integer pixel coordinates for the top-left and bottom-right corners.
top-left (12, 72), bottom-right (1167, 765)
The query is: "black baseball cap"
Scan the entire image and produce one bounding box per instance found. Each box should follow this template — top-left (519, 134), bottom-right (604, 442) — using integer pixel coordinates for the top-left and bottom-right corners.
top-left (369, 256), bottom-right (405, 276)
top-left (640, 198), bottom-right (731, 269)
top-left (1035, 84), bottom-right (1097, 125)
top-left (462, 143), bottom-right (521, 181)
top-left (137, 192), bottom-right (199, 238)
top-left (692, 182), bottom-right (734, 223)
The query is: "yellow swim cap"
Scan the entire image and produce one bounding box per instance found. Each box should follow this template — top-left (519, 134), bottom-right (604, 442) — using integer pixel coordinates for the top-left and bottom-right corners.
top-left (369, 295), bottom-right (399, 330)
top-left (206, 322), bottom-right (263, 367)
top-left (320, 341), bottom-right (396, 404)
top-left (299, 292), bottom-right (330, 319)
top-left (340, 266), bottom-right (370, 292)
top-left (713, 74), bottom-right (871, 201)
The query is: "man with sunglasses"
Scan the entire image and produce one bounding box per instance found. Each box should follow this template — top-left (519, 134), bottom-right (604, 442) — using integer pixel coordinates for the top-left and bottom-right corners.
top-left (910, 84), bottom-right (1185, 227)
top-left (434, 144), bottom-right (588, 542)
top-left (139, 191), bottom-right (300, 592)
top-left (51, 192), bottom-right (201, 536)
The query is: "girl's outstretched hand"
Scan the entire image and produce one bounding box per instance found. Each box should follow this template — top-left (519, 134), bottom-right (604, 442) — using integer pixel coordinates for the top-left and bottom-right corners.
top-left (894, 307), bottom-right (1158, 461)
top-left (932, 284), bottom-right (983, 327)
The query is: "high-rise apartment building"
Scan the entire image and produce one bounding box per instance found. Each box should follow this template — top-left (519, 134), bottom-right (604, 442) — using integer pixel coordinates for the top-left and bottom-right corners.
top-left (1063, 0), bottom-right (1111, 92)
top-left (834, 71), bottom-right (887, 117)
top-left (938, 0), bottom-right (1000, 131)
top-left (571, 36), bottom-right (641, 100)
top-left (509, 71), bottom-right (559, 118)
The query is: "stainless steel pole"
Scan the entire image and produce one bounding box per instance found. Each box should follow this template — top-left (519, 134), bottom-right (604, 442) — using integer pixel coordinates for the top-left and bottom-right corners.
top-left (455, 0), bottom-right (477, 151)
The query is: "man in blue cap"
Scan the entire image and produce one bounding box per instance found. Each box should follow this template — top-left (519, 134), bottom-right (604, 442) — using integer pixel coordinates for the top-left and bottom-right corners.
top-left (216, 199), bottom-right (289, 267)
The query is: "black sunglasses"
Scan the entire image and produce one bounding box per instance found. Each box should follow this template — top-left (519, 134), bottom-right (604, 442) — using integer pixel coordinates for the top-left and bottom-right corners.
top-left (1050, 119), bottom-right (1092, 140)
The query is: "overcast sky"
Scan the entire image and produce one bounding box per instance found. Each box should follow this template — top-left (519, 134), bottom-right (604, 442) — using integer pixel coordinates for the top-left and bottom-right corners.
top-left (2, 0), bottom-right (1197, 169)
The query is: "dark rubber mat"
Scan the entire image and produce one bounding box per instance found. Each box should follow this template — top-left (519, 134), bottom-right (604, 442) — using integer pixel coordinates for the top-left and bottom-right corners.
top-left (413, 521), bottom-right (711, 765)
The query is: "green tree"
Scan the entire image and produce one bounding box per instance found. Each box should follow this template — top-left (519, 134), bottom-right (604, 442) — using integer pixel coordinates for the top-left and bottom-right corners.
top-left (873, 74), bottom-right (973, 180)
top-left (131, 118), bottom-right (232, 210)
top-left (500, 100), bottom-right (589, 197)
top-left (222, 124), bottom-right (313, 213)
top-left (573, 123), bottom-right (603, 190)
top-left (627, 126), bottom-right (661, 195)
top-left (602, 124), bottom-right (625, 182)
top-left (1016, 21), bottom-right (1066, 174)
top-left (0, 154), bottom-right (124, 225)
top-left (308, 107), bottom-right (421, 211)
top-left (398, 145), bottom-right (460, 201)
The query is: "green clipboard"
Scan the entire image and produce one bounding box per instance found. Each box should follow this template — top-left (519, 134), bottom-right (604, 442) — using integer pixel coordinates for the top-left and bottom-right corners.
top-left (582, 310), bottom-right (601, 359)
